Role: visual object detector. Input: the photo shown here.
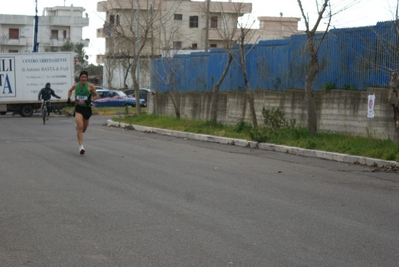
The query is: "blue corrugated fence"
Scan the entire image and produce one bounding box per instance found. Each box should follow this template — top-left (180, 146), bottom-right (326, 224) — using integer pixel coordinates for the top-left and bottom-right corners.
top-left (151, 21), bottom-right (398, 92)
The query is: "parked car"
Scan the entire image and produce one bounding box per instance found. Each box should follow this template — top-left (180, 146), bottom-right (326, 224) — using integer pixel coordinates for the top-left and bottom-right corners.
top-left (124, 88), bottom-right (155, 103)
top-left (93, 89), bottom-right (146, 107)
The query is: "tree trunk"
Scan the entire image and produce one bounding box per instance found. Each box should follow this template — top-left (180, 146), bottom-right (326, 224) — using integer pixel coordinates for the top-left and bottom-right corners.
top-left (131, 60), bottom-right (141, 116)
top-left (296, 0), bottom-right (330, 135)
top-left (169, 92), bottom-right (181, 119)
top-left (305, 40), bottom-right (319, 135)
top-left (239, 35), bottom-right (257, 128)
top-left (169, 68), bottom-right (181, 119)
top-left (305, 74), bottom-right (317, 135)
top-left (210, 87), bottom-right (219, 125)
top-left (247, 93), bottom-right (257, 128)
top-left (211, 53), bottom-right (233, 125)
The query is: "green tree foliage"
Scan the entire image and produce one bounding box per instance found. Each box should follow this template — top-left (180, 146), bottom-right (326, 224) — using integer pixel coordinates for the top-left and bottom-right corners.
top-left (60, 41), bottom-right (89, 79)
top-left (85, 64), bottom-right (103, 76)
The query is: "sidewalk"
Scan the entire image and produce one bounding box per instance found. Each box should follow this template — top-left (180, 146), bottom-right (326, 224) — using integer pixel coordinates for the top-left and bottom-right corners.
top-left (106, 120), bottom-right (399, 169)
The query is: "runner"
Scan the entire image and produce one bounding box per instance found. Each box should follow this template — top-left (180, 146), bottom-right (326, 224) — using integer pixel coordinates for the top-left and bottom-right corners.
top-left (67, 71), bottom-right (99, 155)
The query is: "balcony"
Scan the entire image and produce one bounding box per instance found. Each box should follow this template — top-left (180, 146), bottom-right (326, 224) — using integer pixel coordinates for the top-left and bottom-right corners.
top-left (204, 28), bottom-right (242, 41)
top-left (97, 0), bottom-right (161, 12)
top-left (0, 14), bottom-right (32, 25)
top-left (40, 16), bottom-right (89, 27)
top-left (194, 2), bottom-right (252, 15)
top-left (39, 38), bottom-right (89, 48)
top-left (4, 38), bottom-right (27, 46)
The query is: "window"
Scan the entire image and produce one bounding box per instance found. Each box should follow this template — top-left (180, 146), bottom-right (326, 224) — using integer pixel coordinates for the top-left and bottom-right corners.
top-left (51, 30), bottom-right (58, 39)
top-left (8, 50), bottom-right (18, 53)
top-left (173, 41), bottom-right (182, 49)
top-left (211, 16), bottom-right (218, 28)
top-left (174, 14), bottom-right (182, 20)
top-left (189, 16), bottom-right (198, 28)
top-left (116, 14), bottom-right (120, 26)
top-left (110, 15), bottom-right (115, 25)
top-left (191, 43), bottom-right (197, 49)
top-left (210, 44), bottom-right (217, 48)
top-left (63, 30), bottom-right (67, 40)
top-left (9, 28), bottom-right (19, 39)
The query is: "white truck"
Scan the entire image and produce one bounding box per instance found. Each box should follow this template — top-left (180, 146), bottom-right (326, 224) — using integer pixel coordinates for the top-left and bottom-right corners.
top-left (0, 52), bottom-right (74, 117)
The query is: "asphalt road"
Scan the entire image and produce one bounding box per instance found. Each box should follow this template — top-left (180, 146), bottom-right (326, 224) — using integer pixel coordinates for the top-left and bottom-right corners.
top-left (0, 114), bottom-right (398, 267)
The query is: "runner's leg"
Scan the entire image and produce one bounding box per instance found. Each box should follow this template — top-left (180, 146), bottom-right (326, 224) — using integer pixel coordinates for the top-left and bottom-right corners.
top-left (75, 112), bottom-right (84, 146)
top-left (82, 118), bottom-right (89, 133)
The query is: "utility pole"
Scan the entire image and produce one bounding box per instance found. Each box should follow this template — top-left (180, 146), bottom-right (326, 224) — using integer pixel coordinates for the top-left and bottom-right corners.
top-left (33, 0), bottom-right (39, 52)
top-left (205, 0), bottom-right (210, 52)
top-left (136, 0), bottom-right (140, 87)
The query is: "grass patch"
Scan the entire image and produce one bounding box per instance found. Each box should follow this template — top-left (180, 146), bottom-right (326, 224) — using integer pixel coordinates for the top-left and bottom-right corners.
top-left (62, 106), bottom-right (146, 115)
top-left (113, 114), bottom-right (251, 139)
top-left (112, 114), bottom-right (399, 162)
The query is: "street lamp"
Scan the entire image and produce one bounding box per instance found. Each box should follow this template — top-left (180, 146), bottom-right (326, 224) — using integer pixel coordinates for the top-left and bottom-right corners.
top-left (33, 0), bottom-right (39, 52)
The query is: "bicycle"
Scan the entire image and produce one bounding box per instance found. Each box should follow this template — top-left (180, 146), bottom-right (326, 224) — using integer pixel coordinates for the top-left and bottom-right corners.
top-left (41, 100), bottom-right (51, 125)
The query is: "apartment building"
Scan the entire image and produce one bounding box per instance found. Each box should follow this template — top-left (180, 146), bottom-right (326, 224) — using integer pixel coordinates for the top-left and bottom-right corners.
top-left (96, 0), bottom-right (252, 88)
top-left (0, 5), bottom-right (89, 53)
top-left (257, 16), bottom-right (301, 40)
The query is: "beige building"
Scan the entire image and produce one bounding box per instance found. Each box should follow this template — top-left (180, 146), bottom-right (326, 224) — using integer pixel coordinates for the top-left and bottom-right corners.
top-left (0, 6), bottom-right (89, 53)
top-left (257, 16), bottom-right (301, 40)
top-left (96, 0), bottom-right (252, 88)
top-left (96, 1), bottom-right (301, 88)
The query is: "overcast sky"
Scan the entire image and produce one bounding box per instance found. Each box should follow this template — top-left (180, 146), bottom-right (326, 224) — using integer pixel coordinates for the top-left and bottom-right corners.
top-left (1, 0), bottom-right (396, 64)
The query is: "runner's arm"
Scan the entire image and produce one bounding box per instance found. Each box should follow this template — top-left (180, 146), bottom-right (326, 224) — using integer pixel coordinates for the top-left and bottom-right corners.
top-left (67, 84), bottom-right (77, 99)
top-left (88, 84), bottom-right (99, 101)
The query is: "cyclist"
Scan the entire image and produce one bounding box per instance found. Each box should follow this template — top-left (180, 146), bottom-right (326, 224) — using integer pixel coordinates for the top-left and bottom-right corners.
top-left (38, 82), bottom-right (61, 118)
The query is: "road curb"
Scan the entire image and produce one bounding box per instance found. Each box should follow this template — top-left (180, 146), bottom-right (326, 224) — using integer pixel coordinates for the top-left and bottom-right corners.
top-left (106, 120), bottom-right (399, 168)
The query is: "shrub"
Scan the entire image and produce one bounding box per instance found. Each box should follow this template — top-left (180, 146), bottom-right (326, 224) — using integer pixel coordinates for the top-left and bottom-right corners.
top-left (273, 77), bottom-right (281, 90)
top-left (248, 108), bottom-right (297, 142)
top-left (262, 107), bottom-right (296, 135)
top-left (234, 119), bottom-right (252, 133)
top-left (343, 83), bottom-right (357, 91)
top-left (249, 127), bottom-right (270, 143)
top-left (324, 82), bottom-right (335, 90)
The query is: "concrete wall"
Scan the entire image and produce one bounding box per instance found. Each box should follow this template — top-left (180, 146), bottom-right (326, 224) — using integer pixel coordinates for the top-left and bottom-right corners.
top-left (147, 87), bottom-right (396, 140)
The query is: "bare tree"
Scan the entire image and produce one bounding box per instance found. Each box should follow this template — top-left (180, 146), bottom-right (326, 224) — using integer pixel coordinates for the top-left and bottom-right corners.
top-left (389, 3), bottom-right (399, 135)
top-left (237, 17), bottom-right (259, 128)
top-left (167, 57), bottom-right (182, 119)
top-left (150, 52), bottom-right (183, 118)
top-left (296, 0), bottom-right (331, 135)
top-left (99, 0), bottom-right (181, 116)
top-left (103, 35), bottom-right (121, 88)
top-left (151, 13), bottom-right (184, 119)
top-left (361, 3), bottom-right (399, 131)
top-left (203, 1), bottom-right (251, 125)
top-left (210, 52), bottom-right (233, 125)
top-left (297, 0), bottom-right (359, 134)
top-left (104, 57), bottom-right (117, 88)
top-left (120, 51), bottom-right (133, 88)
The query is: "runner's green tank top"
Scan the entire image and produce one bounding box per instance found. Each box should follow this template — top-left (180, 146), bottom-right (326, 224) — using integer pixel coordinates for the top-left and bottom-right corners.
top-left (75, 82), bottom-right (91, 107)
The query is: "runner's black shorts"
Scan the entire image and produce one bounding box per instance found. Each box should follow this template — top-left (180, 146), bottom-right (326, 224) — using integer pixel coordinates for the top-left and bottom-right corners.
top-left (74, 105), bottom-right (92, 120)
